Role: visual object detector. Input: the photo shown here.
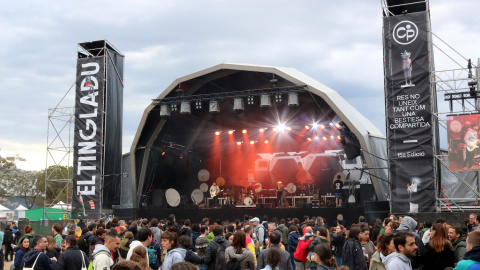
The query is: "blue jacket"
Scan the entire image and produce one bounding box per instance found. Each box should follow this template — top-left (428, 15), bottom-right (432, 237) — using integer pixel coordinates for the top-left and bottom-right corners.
top-left (20, 249), bottom-right (56, 270)
top-left (287, 232), bottom-right (300, 254)
top-left (455, 246), bottom-right (480, 270)
top-left (14, 247), bottom-right (27, 269)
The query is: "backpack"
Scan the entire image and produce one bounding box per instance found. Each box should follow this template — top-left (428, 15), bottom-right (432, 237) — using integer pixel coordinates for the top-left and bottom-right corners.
top-left (254, 226), bottom-right (265, 245)
top-left (147, 247), bottom-right (158, 265)
top-left (226, 257), bottom-right (241, 270)
top-left (78, 233), bottom-right (92, 254)
top-left (214, 242), bottom-right (227, 270)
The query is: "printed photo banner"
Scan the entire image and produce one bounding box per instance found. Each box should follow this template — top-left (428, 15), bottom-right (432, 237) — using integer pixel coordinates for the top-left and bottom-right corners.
top-left (383, 11), bottom-right (436, 213)
top-left (446, 114), bottom-right (480, 172)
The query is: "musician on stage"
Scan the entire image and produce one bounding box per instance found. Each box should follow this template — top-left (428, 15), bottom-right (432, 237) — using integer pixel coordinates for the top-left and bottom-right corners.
top-left (276, 181), bottom-right (286, 208)
top-left (210, 182), bottom-right (220, 208)
top-left (463, 123), bottom-right (479, 170)
top-left (333, 175), bottom-right (344, 208)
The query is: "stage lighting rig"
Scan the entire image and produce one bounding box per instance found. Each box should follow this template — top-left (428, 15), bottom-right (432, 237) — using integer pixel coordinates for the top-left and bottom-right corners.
top-left (233, 98), bottom-right (244, 113)
top-left (247, 96), bottom-right (254, 105)
top-left (180, 101), bottom-right (191, 115)
top-left (195, 101), bottom-right (202, 109)
top-left (260, 94), bottom-right (271, 109)
top-left (160, 104), bottom-right (171, 118)
top-left (288, 92), bottom-right (299, 107)
top-left (209, 100), bottom-right (220, 114)
top-left (275, 93), bottom-right (282, 102)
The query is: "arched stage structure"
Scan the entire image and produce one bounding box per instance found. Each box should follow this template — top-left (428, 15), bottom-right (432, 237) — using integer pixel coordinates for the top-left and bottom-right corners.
top-left (115, 63), bottom-right (390, 222)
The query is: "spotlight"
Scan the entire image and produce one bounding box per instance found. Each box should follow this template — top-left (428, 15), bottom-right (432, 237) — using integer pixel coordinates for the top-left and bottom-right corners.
top-left (250, 141), bottom-right (255, 145)
top-left (287, 127), bottom-right (292, 131)
top-left (307, 138), bottom-right (312, 142)
top-left (260, 95), bottom-right (271, 110)
top-left (330, 123), bottom-right (334, 126)
top-left (215, 131), bottom-right (220, 136)
top-left (323, 136), bottom-right (327, 141)
top-left (337, 135), bottom-right (341, 140)
top-left (233, 98), bottom-right (244, 114)
top-left (195, 101), bottom-right (202, 109)
top-left (171, 103), bottom-right (178, 111)
top-left (273, 127), bottom-right (278, 132)
top-left (335, 123), bottom-right (341, 128)
top-left (320, 124), bottom-right (325, 129)
top-left (228, 130), bottom-right (234, 135)
top-left (162, 152), bottom-right (166, 155)
top-left (315, 136), bottom-right (319, 140)
top-left (288, 92), bottom-right (299, 107)
top-left (237, 141), bottom-right (242, 145)
top-left (160, 104), bottom-right (171, 118)
top-left (259, 128), bottom-right (265, 133)
top-left (264, 140), bottom-right (269, 144)
top-left (331, 135), bottom-right (334, 139)
top-left (247, 96), bottom-right (254, 105)
top-left (305, 125), bottom-right (310, 130)
top-left (209, 100), bottom-right (220, 114)
top-left (277, 124), bottom-right (286, 131)
top-left (275, 93), bottom-right (282, 103)
top-left (312, 123), bottom-right (319, 129)
top-left (180, 101), bottom-right (191, 115)
top-left (242, 129), bottom-right (247, 134)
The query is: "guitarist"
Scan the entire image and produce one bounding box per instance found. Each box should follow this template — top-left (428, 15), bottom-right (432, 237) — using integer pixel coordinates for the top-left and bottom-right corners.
top-left (276, 181), bottom-right (287, 208)
top-left (463, 123), bottom-right (479, 170)
top-left (210, 182), bottom-right (220, 208)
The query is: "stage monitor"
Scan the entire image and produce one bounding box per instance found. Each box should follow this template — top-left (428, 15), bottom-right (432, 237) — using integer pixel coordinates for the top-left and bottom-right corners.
top-left (446, 114), bottom-right (480, 172)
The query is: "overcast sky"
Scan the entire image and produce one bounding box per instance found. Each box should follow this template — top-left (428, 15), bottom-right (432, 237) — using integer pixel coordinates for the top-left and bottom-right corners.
top-left (1, 1), bottom-right (479, 171)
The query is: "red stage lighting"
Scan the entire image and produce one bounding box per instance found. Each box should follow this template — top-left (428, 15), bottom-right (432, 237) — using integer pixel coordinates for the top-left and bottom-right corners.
top-left (322, 136), bottom-right (327, 141)
top-left (273, 127), bottom-right (278, 132)
top-left (215, 131), bottom-right (220, 135)
top-left (162, 152), bottom-right (166, 155)
top-left (228, 130), bottom-right (234, 135)
top-left (259, 128), bottom-right (265, 133)
top-left (320, 124), bottom-right (325, 129)
top-left (237, 141), bottom-right (242, 145)
top-left (305, 125), bottom-right (310, 130)
top-left (307, 137), bottom-right (312, 142)
top-left (337, 135), bottom-right (341, 140)
top-left (264, 140), bottom-right (269, 144)
top-left (250, 141), bottom-right (255, 145)
top-left (335, 123), bottom-right (341, 128)
top-left (242, 129), bottom-right (247, 134)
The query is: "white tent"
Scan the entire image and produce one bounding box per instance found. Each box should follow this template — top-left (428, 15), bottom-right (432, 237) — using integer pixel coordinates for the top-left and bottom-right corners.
top-left (50, 201), bottom-right (71, 211)
top-left (0, 204), bottom-right (14, 220)
top-left (14, 205), bottom-right (28, 219)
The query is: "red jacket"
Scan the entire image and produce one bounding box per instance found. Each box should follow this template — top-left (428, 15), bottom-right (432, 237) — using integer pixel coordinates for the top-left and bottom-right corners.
top-left (293, 239), bottom-right (312, 262)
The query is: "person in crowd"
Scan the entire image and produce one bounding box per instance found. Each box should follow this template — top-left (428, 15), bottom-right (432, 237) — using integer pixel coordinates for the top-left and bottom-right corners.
top-left (393, 216), bottom-right (425, 269)
top-left (384, 220), bottom-right (400, 235)
top-left (55, 235), bottom-right (90, 270)
top-left (203, 225), bottom-right (231, 270)
top-left (448, 226), bottom-right (467, 265)
top-left (226, 232), bottom-right (234, 244)
top-left (161, 231), bottom-right (186, 270)
top-left (190, 223), bottom-right (201, 252)
top-left (294, 229), bottom-right (314, 270)
top-left (148, 229), bottom-right (162, 270)
top-left (130, 246), bottom-right (151, 270)
top-left (370, 219), bottom-right (382, 246)
top-left (21, 235), bottom-right (57, 270)
top-left (130, 221), bottom-right (139, 240)
top-left (46, 235), bottom-right (61, 260)
top-left (360, 227), bottom-right (376, 260)
top-left (455, 230), bottom-right (480, 270)
top-left (468, 214), bottom-right (478, 232)
top-left (307, 227), bottom-right (329, 270)
top-left (127, 228), bottom-right (152, 261)
top-left (311, 243), bottom-right (337, 270)
top-left (383, 232), bottom-right (417, 270)
top-left (112, 260), bottom-right (142, 270)
top-left (342, 226), bottom-right (367, 270)
top-left (119, 231), bottom-right (134, 259)
top-left (379, 219), bottom-right (391, 235)
top-left (89, 228), bottom-right (106, 260)
top-left (179, 219), bottom-right (192, 237)
top-left (171, 261), bottom-right (198, 270)
top-left (225, 230), bottom-right (255, 270)
top-left (196, 226), bottom-right (210, 270)
top-left (278, 219), bottom-right (289, 246)
top-left (422, 223), bottom-right (454, 270)
top-left (251, 217), bottom-right (266, 253)
top-left (92, 231), bottom-right (121, 270)
top-left (287, 225), bottom-right (301, 270)
top-left (149, 218), bottom-right (161, 244)
top-left (331, 225), bottom-right (346, 267)
top-left (369, 233), bottom-right (395, 270)
top-left (12, 221), bottom-right (21, 245)
top-left (78, 223), bottom-right (96, 254)
top-left (14, 236), bottom-right (31, 270)
top-left (0, 225), bottom-right (4, 270)
top-left (178, 235), bottom-right (205, 264)
top-left (18, 225), bottom-right (35, 248)
top-left (3, 223), bottom-right (14, 262)
top-left (51, 223), bottom-right (64, 247)
top-left (261, 248), bottom-right (282, 270)
top-left (244, 225), bottom-right (257, 264)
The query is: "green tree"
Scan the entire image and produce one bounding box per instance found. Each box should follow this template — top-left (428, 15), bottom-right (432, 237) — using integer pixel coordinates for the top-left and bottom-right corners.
top-left (35, 165), bottom-right (73, 208)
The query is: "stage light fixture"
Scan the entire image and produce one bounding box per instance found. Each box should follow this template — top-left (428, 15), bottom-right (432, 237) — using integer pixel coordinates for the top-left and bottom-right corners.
top-left (337, 135), bottom-right (341, 140)
top-left (305, 125), bottom-right (310, 130)
top-left (320, 124), bottom-right (325, 129)
top-left (307, 137), bottom-right (312, 142)
top-left (312, 123), bottom-right (319, 129)
top-left (195, 101), bottom-right (202, 109)
top-left (260, 94), bottom-right (271, 109)
top-left (180, 101), bottom-right (191, 115)
top-left (162, 152), bottom-right (166, 155)
top-left (264, 140), bottom-right (269, 144)
top-left (250, 141), bottom-right (255, 145)
top-left (323, 136), bottom-right (327, 141)
top-left (171, 103), bottom-right (178, 111)
top-left (237, 141), bottom-right (242, 145)
top-left (228, 130), bottom-right (234, 135)
top-left (160, 104), bottom-right (171, 118)
top-left (331, 135), bottom-right (334, 139)
top-left (277, 124), bottom-right (286, 132)
top-left (247, 96), bottom-right (254, 105)
top-left (330, 122), bottom-right (334, 126)
top-left (233, 98), bottom-right (244, 114)
top-left (335, 123), bottom-right (341, 128)
top-left (315, 136), bottom-right (319, 140)
top-left (287, 127), bottom-right (292, 131)
top-left (215, 131), bottom-right (220, 136)
top-left (259, 128), bottom-right (265, 133)
top-left (288, 92), bottom-right (299, 107)
top-left (273, 127), bottom-right (278, 132)
top-left (275, 93), bottom-right (282, 102)
top-left (209, 100), bottom-right (220, 114)
top-left (242, 129), bottom-right (247, 134)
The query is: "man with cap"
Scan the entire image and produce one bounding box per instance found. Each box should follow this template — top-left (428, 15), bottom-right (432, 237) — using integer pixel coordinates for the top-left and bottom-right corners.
top-left (257, 231), bottom-right (292, 270)
top-left (276, 181), bottom-right (286, 208)
top-left (251, 217), bottom-right (266, 254)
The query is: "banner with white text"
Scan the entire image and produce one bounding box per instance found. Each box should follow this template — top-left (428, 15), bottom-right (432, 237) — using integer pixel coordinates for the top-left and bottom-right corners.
top-left (72, 56), bottom-right (105, 219)
top-left (384, 11), bottom-right (436, 213)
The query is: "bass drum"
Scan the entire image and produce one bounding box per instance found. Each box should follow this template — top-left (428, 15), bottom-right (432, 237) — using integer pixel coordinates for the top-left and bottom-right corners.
top-left (286, 183), bottom-right (297, 194)
top-left (244, 197), bottom-right (253, 206)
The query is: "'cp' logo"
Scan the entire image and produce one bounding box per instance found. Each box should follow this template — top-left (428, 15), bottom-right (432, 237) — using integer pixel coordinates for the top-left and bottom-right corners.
top-left (393, 20), bottom-right (418, 45)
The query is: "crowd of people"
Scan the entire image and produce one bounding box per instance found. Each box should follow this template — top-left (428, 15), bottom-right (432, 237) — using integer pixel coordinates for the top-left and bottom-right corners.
top-left (0, 213), bottom-right (480, 270)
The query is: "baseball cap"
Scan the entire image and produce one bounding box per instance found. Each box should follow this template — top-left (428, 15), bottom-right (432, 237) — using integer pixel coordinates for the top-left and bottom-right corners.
top-left (250, 217), bottom-right (260, 222)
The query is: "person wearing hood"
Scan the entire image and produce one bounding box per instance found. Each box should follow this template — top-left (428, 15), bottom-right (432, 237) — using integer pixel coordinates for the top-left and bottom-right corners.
top-left (161, 231), bottom-right (186, 270)
top-left (89, 228), bottom-right (106, 260)
top-left (258, 231), bottom-right (292, 270)
top-left (203, 225), bottom-right (231, 270)
top-left (55, 235), bottom-right (90, 270)
top-left (191, 223), bottom-right (201, 252)
top-left (311, 243), bottom-right (337, 270)
top-left (331, 225), bottom-right (346, 267)
top-left (455, 230), bottom-right (480, 270)
top-left (20, 235), bottom-right (57, 270)
top-left (178, 235), bottom-right (204, 264)
top-left (126, 228), bottom-right (152, 262)
top-left (383, 232), bottom-right (417, 270)
top-left (288, 225), bottom-right (301, 270)
top-left (393, 216), bottom-right (425, 269)
top-left (294, 228), bottom-right (314, 270)
top-left (14, 236), bottom-right (31, 270)
top-left (341, 226), bottom-right (367, 270)
top-left (307, 228), bottom-right (329, 270)
top-left (91, 231), bottom-right (120, 270)
top-left (449, 226), bottom-right (467, 265)
top-left (225, 230), bottom-right (255, 270)
top-left (369, 233), bottom-right (395, 270)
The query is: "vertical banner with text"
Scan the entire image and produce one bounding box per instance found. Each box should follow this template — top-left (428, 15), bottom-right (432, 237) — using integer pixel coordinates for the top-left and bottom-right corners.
top-left (384, 11), bottom-right (436, 213)
top-left (72, 56), bottom-right (105, 219)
